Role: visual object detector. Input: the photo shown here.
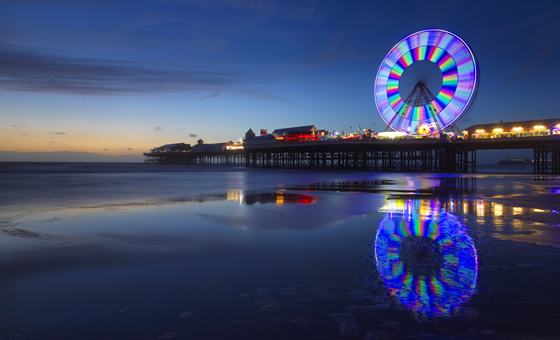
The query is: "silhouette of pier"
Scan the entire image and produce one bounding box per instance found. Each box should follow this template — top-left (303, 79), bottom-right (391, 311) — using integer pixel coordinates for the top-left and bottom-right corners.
top-left (144, 136), bottom-right (560, 174)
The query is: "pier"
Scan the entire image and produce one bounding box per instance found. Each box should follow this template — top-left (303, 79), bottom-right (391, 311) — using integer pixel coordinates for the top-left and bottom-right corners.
top-left (144, 136), bottom-right (560, 174)
top-left (244, 140), bottom-right (474, 173)
top-left (144, 149), bottom-right (246, 166)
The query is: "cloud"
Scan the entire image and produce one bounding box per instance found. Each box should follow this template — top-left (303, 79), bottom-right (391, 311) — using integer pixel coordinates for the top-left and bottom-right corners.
top-left (0, 43), bottom-right (287, 102)
top-left (190, 0), bottom-right (324, 22)
top-left (153, 127), bottom-right (163, 131)
top-left (49, 141), bottom-right (54, 143)
top-left (234, 89), bottom-right (293, 103)
top-left (125, 148), bottom-right (134, 150)
top-left (175, 1), bottom-right (324, 55)
top-left (309, 5), bottom-right (386, 68)
top-left (0, 0), bottom-right (120, 6)
top-left (481, 9), bottom-right (560, 93)
top-left (50, 132), bottom-right (66, 135)
top-left (198, 92), bottom-right (220, 100)
top-left (479, 9), bottom-right (560, 42)
top-left (125, 13), bottom-right (184, 32)
top-left (11, 125), bottom-right (24, 128)
top-left (104, 148), bottom-right (108, 151)
top-left (189, 133), bottom-right (198, 138)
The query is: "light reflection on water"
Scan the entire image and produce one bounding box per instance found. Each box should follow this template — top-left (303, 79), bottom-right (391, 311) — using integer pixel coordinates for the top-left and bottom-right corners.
top-left (377, 197), bottom-right (560, 246)
top-left (226, 190), bottom-right (319, 205)
top-left (2, 166), bottom-right (560, 339)
top-left (375, 200), bottom-right (478, 321)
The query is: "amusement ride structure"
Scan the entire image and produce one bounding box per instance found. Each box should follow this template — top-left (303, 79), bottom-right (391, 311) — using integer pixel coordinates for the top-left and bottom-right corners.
top-left (374, 29), bottom-right (478, 136)
top-left (145, 29), bottom-right (559, 174)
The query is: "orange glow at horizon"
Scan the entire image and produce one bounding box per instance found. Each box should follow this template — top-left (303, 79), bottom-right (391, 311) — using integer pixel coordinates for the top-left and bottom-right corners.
top-left (0, 128), bottom-right (156, 156)
top-left (0, 124), bottom-right (226, 158)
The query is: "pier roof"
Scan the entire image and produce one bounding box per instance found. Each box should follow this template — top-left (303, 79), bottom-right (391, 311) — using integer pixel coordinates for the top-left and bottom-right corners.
top-left (272, 125), bottom-right (317, 136)
top-left (153, 143), bottom-right (190, 150)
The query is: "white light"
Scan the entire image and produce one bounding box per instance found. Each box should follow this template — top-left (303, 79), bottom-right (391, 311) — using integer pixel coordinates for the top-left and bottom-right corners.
top-left (378, 131), bottom-right (407, 139)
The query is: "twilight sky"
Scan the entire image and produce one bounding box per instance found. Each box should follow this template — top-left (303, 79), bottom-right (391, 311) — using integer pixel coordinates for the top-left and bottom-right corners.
top-left (1, 0), bottom-right (560, 162)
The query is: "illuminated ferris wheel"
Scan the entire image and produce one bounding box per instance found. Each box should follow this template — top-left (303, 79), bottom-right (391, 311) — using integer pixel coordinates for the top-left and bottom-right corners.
top-left (374, 29), bottom-right (478, 136)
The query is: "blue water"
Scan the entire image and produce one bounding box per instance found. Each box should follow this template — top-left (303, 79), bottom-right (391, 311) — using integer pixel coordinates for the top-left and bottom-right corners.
top-left (0, 162), bottom-right (559, 339)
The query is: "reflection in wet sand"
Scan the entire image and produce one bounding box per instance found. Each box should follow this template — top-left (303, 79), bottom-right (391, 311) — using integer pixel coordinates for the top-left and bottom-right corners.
top-left (226, 191), bottom-right (318, 205)
top-left (375, 200), bottom-right (478, 321)
top-left (286, 177), bottom-right (444, 195)
top-left (378, 197), bottom-right (560, 246)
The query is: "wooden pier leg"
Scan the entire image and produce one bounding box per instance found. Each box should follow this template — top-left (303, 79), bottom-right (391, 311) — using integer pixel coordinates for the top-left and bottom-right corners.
top-left (534, 148), bottom-right (538, 174)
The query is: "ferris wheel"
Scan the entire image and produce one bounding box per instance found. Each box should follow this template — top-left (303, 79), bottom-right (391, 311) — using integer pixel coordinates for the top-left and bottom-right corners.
top-left (374, 29), bottom-right (478, 136)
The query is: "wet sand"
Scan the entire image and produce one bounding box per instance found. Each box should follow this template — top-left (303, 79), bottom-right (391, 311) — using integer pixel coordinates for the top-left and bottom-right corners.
top-left (481, 180), bottom-right (560, 227)
top-left (1, 164), bottom-right (560, 339)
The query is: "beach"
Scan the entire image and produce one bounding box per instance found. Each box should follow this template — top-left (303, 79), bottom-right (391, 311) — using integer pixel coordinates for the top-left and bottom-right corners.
top-left (1, 162), bottom-right (559, 339)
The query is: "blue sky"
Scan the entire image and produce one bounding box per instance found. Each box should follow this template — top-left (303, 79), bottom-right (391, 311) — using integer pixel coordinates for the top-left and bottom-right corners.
top-left (1, 0), bottom-right (559, 162)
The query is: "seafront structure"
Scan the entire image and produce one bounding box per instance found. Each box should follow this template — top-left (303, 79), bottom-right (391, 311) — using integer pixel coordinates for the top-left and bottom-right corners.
top-left (463, 119), bottom-right (560, 139)
top-left (373, 29), bottom-right (478, 137)
top-left (143, 30), bottom-right (560, 173)
top-left (143, 120), bottom-right (560, 173)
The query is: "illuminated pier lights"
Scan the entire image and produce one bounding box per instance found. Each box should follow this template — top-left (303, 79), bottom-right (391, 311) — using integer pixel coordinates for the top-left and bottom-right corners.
top-left (465, 123), bottom-right (560, 139)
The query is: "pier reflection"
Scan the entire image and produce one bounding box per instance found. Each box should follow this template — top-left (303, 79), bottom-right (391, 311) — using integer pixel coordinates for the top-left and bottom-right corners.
top-left (375, 199), bottom-right (478, 321)
top-left (384, 197), bottom-right (552, 217)
top-left (226, 190), bottom-right (317, 205)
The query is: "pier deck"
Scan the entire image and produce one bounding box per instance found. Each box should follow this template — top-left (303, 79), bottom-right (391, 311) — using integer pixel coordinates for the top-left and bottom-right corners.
top-left (144, 136), bottom-right (560, 174)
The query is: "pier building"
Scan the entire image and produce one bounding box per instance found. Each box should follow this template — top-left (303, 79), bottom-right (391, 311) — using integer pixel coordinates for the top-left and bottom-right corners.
top-left (148, 143), bottom-right (191, 153)
top-left (463, 119), bottom-right (560, 139)
top-left (271, 125), bottom-right (320, 141)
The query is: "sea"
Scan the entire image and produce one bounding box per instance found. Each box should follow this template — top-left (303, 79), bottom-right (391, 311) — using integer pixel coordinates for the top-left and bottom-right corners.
top-left (1, 162), bottom-right (559, 339)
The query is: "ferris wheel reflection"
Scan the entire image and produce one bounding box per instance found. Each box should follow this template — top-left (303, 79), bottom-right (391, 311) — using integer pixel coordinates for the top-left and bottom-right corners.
top-left (375, 199), bottom-right (478, 321)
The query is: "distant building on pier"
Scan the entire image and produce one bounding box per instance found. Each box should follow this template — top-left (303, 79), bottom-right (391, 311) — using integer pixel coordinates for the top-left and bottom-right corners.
top-left (244, 125), bottom-right (324, 145)
top-left (149, 143), bottom-right (191, 153)
top-left (191, 139), bottom-right (231, 153)
top-left (243, 129), bottom-right (277, 146)
top-left (271, 125), bottom-right (318, 141)
top-left (463, 118), bottom-right (560, 139)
